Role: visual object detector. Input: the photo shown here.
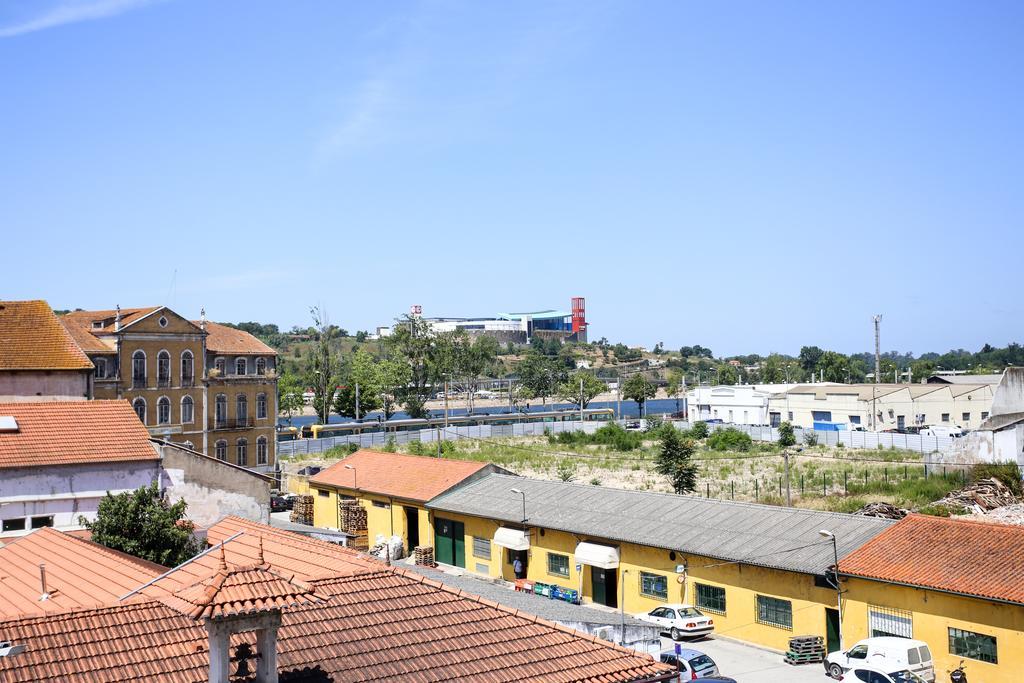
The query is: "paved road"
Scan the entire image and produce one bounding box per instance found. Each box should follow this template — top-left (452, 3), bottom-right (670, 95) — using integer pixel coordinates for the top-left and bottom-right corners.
top-left (400, 563), bottom-right (827, 683)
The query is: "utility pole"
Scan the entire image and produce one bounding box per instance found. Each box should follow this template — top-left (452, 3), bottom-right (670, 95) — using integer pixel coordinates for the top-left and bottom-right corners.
top-left (873, 315), bottom-right (882, 385)
top-left (579, 376), bottom-right (585, 423)
top-left (783, 450), bottom-right (792, 507)
top-left (355, 382), bottom-right (360, 421)
top-left (616, 370), bottom-right (621, 420)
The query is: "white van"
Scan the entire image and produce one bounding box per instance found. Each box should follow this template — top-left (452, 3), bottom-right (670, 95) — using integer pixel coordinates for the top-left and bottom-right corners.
top-left (825, 637), bottom-right (935, 682)
top-left (920, 425), bottom-right (962, 438)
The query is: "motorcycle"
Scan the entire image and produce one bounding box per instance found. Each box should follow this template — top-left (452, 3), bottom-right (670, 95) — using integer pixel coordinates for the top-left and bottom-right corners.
top-left (949, 660), bottom-right (967, 683)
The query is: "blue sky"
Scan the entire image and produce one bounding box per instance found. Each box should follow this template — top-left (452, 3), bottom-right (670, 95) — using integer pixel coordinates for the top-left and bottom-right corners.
top-left (2, 1), bottom-right (1022, 356)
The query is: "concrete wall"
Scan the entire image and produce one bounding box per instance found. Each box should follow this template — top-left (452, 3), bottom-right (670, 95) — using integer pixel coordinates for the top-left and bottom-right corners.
top-left (843, 577), bottom-right (1024, 683)
top-left (991, 369), bottom-right (1024, 415)
top-left (157, 442), bottom-right (272, 527)
top-left (0, 370), bottom-right (91, 401)
top-left (0, 460), bottom-right (160, 539)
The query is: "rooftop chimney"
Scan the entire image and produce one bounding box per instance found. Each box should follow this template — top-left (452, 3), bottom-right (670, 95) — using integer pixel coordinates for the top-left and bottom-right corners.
top-left (39, 563), bottom-right (49, 601)
top-left (200, 307), bottom-right (207, 331)
top-left (114, 305), bottom-right (122, 332)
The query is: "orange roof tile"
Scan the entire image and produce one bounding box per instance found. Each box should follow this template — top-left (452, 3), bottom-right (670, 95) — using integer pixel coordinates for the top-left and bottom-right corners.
top-left (0, 301), bottom-right (94, 371)
top-left (311, 450), bottom-right (494, 503)
top-left (0, 519), bottom-right (673, 682)
top-left (839, 514), bottom-right (1024, 605)
top-left (200, 321), bottom-right (277, 355)
top-left (0, 528), bottom-right (165, 619)
top-left (57, 316), bottom-right (116, 354)
top-left (0, 400), bottom-right (158, 469)
top-left (61, 307), bottom-right (161, 334)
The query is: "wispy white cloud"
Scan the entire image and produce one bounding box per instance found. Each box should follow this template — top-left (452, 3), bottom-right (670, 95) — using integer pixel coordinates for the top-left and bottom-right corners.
top-left (0, 0), bottom-right (162, 39)
top-left (317, 77), bottom-right (399, 160)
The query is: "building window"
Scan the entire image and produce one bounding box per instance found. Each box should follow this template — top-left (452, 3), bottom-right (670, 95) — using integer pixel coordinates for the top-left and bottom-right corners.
top-left (94, 357), bottom-right (107, 379)
top-left (372, 500), bottom-right (389, 509)
top-left (639, 571), bottom-right (669, 600)
top-left (236, 394), bottom-right (248, 423)
top-left (181, 396), bottom-right (194, 424)
top-left (215, 394), bottom-right (227, 426)
top-left (949, 627), bottom-right (997, 664)
top-left (158, 315), bottom-right (168, 328)
top-left (849, 415), bottom-right (861, 425)
top-left (256, 357), bottom-right (267, 375)
top-left (2, 518), bottom-right (26, 532)
top-left (941, 413), bottom-right (950, 423)
top-left (132, 397), bottom-right (147, 424)
top-left (31, 516), bottom-right (54, 529)
top-left (547, 552), bottom-right (570, 578)
top-left (695, 583), bottom-right (726, 614)
top-left (181, 350), bottom-right (194, 386)
top-left (787, 411), bottom-right (794, 421)
top-left (812, 410), bottom-right (832, 422)
top-left (256, 436), bottom-right (268, 465)
top-left (235, 357), bottom-right (247, 376)
top-left (869, 605), bottom-right (913, 638)
top-left (317, 489), bottom-right (329, 497)
top-left (962, 412), bottom-right (970, 422)
top-left (981, 411), bottom-right (989, 420)
top-left (756, 595), bottom-right (793, 629)
top-left (214, 357), bottom-right (226, 375)
top-left (132, 350), bottom-right (146, 386)
top-left (472, 536), bottom-right (491, 560)
top-left (215, 440), bottom-right (227, 461)
top-left (256, 393), bottom-right (267, 420)
top-left (157, 350), bottom-right (170, 386)
top-left (157, 396), bottom-right (171, 425)
top-left (236, 439), bottom-right (247, 466)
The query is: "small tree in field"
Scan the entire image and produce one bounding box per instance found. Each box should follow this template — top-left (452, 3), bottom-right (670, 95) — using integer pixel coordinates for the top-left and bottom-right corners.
top-left (656, 427), bottom-right (698, 494)
top-left (778, 421), bottom-right (796, 447)
top-left (82, 482), bottom-right (201, 567)
top-left (623, 373), bottom-right (657, 417)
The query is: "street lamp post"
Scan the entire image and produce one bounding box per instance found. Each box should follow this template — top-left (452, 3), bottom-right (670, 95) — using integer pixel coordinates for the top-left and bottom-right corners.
top-left (819, 530), bottom-right (843, 651)
top-left (510, 488), bottom-right (527, 524)
top-left (344, 464), bottom-right (357, 490)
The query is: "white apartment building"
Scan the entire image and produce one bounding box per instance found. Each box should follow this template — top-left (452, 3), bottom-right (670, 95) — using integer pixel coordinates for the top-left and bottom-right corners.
top-left (686, 384), bottom-right (808, 425)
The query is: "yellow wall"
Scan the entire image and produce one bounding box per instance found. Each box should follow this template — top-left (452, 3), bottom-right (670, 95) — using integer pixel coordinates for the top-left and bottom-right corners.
top-left (310, 484), bottom-right (433, 552)
top-left (843, 577), bottom-right (1024, 683)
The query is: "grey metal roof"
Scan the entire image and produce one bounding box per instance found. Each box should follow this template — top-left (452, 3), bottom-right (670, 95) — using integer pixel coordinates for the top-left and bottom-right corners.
top-left (428, 474), bottom-right (896, 576)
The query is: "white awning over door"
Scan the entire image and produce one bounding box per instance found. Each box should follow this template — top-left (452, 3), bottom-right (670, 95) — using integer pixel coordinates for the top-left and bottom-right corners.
top-left (492, 527), bottom-right (530, 551)
top-left (574, 542), bottom-right (620, 569)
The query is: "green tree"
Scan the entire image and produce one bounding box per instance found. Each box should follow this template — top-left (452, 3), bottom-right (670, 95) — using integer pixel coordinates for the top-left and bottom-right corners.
top-left (516, 352), bottom-right (565, 405)
top-left (759, 354), bottom-right (786, 383)
top-left (623, 373), bottom-right (657, 417)
top-left (717, 364), bottom-right (738, 385)
top-left (655, 428), bottom-right (698, 494)
top-left (385, 314), bottom-right (440, 418)
top-left (665, 370), bottom-right (684, 412)
top-left (778, 421), bottom-right (796, 447)
top-left (817, 351), bottom-right (852, 383)
top-left (277, 370), bottom-right (305, 423)
top-left (799, 346), bottom-right (824, 374)
top-left (910, 360), bottom-right (936, 382)
top-left (558, 371), bottom-right (605, 409)
top-left (82, 482), bottom-right (202, 567)
top-left (377, 357), bottom-right (413, 419)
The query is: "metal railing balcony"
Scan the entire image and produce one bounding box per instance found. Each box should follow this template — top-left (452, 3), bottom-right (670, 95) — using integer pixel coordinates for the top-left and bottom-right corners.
top-left (211, 417), bottom-right (254, 431)
top-left (132, 376), bottom-right (147, 388)
top-left (181, 377), bottom-right (194, 387)
top-left (157, 376), bottom-right (172, 388)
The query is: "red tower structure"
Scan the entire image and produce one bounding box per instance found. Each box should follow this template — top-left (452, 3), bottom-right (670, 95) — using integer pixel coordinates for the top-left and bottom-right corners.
top-left (571, 297), bottom-right (587, 336)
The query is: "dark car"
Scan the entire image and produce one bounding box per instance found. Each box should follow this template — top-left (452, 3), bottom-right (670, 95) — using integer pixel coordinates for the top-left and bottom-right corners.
top-left (694, 678), bottom-right (738, 683)
top-left (270, 495), bottom-right (290, 513)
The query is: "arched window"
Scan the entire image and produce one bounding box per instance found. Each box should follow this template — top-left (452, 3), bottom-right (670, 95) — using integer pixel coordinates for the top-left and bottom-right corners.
top-left (181, 350), bottom-right (194, 386)
top-left (215, 440), bottom-right (227, 461)
top-left (256, 393), bottom-right (267, 420)
top-left (255, 357), bottom-right (267, 375)
top-left (236, 394), bottom-right (248, 424)
top-left (236, 438), bottom-right (248, 466)
top-left (132, 350), bottom-right (146, 387)
top-left (215, 394), bottom-right (227, 427)
top-left (132, 397), bottom-right (147, 424)
top-left (214, 357), bottom-right (226, 375)
top-left (157, 350), bottom-right (170, 387)
top-left (181, 395), bottom-right (194, 424)
top-left (157, 396), bottom-right (171, 425)
top-left (256, 436), bottom-right (268, 466)
top-left (235, 357), bottom-right (247, 376)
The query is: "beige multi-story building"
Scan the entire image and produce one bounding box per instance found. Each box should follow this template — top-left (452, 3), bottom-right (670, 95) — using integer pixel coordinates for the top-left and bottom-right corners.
top-left (768, 382), bottom-right (994, 431)
top-left (61, 306), bottom-right (278, 472)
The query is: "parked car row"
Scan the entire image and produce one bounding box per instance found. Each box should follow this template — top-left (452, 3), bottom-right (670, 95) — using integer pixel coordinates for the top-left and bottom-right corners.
top-left (270, 493), bottom-right (297, 513)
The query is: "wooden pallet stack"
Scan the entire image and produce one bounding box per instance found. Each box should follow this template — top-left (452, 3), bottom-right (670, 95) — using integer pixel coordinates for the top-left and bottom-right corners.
top-left (784, 635), bottom-right (825, 666)
top-left (414, 546), bottom-right (435, 567)
top-left (290, 495), bottom-right (314, 525)
top-left (339, 500), bottom-right (368, 534)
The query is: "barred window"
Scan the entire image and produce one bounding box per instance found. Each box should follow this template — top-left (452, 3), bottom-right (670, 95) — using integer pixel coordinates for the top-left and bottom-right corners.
top-left (547, 553), bottom-right (569, 577)
top-left (756, 595), bottom-right (792, 629)
top-left (869, 605), bottom-right (912, 638)
top-left (695, 583), bottom-right (726, 614)
top-left (639, 572), bottom-right (668, 600)
top-left (472, 536), bottom-right (491, 560)
top-left (949, 627), bottom-right (997, 664)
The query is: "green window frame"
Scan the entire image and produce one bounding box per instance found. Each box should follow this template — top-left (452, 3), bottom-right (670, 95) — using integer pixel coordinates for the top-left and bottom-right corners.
top-left (694, 583), bottom-right (726, 614)
top-left (639, 572), bottom-right (668, 600)
top-left (949, 627), bottom-right (997, 664)
top-left (756, 595), bottom-right (793, 629)
top-left (472, 536), bottom-right (491, 560)
top-left (547, 552), bottom-right (569, 578)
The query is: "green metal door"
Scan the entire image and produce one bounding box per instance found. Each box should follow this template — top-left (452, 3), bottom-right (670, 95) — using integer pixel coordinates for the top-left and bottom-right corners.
top-left (826, 608), bottom-right (841, 653)
top-left (591, 566), bottom-right (606, 606)
top-left (453, 521), bottom-right (465, 568)
top-left (434, 518), bottom-right (454, 565)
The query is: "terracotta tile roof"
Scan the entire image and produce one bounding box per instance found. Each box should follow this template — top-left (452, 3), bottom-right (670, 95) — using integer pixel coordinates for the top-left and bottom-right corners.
top-left (0, 400), bottom-right (158, 469)
top-left (61, 307), bottom-right (161, 334)
top-left (0, 301), bottom-right (94, 370)
top-left (0, 528), bottom-right (165, 619)
top-left (311, 450), bottom-right (493, 503)
top-left (200, 321), bottom-right (277, 355)
top-left (839, 514), bottom-right (1024, 605)
top-left (0, 519), bottom-right (673, 682)
top-left (57, 316), bottom-right (116, 354)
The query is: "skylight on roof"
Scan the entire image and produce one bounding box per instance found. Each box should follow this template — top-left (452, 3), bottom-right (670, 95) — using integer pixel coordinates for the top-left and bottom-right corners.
top-left (0, 416), bottom-right (18, 433)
